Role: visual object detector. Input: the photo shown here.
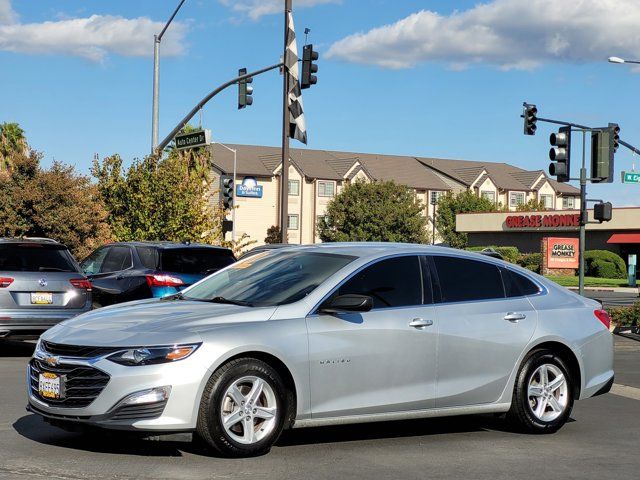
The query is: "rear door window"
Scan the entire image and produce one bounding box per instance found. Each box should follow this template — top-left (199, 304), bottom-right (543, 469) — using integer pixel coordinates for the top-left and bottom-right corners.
top-left (432, 255), bottom-right (505, 303)
top-left (136, 246), bottom-right (159, 270)
top-left (160, 248), bottom-right (235, 275)
top-left (99, 246), bottom-right (133, 273)
top-left (0, 244), bottom-right (78, 272)
top-left (501, 268), bottom-right (541, 297)
top-left (337, 256), bottom-right (423, 309)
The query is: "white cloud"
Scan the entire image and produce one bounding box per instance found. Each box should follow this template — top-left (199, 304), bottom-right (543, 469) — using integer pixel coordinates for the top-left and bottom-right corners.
top-left (327, 0), bottom-right (640, 70)
top-left (0, 1), bottom-right (186, 62)
top-left (0, 0), bottom-right (17, 24)
top-left (219, 0), bottom-right (339, 20)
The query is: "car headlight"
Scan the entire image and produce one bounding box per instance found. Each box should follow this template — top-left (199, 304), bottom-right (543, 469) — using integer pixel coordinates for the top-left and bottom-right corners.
top-left (107, 343), bottom-right (201, 366)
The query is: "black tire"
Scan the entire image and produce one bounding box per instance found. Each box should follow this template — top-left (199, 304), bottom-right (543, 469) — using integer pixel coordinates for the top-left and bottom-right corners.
top-left (507, 350), bottom-right (574, 433)
top-left (195, 358), bottom-right (287, 457)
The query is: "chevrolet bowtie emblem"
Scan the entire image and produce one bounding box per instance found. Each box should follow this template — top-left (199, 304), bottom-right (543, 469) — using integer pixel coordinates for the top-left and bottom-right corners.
top-left (45, 355), bottom-right (60, 367)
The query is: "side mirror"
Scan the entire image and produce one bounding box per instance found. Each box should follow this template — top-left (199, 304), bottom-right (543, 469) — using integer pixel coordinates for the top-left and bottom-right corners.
top-left (319, 294), bottom-right (373, 314)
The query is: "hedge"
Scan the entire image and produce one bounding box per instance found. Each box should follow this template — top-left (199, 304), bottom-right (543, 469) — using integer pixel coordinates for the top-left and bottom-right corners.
top-left (584, 250), bottom-right (626, 279)
top-left (607, 302), bottom-right (640, 327)
top-left (518, 253), bottom-right (542, 274)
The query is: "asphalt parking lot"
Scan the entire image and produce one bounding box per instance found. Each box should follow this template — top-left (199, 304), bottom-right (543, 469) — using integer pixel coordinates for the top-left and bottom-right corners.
top-left (1, 337), bottom-right (639, 480)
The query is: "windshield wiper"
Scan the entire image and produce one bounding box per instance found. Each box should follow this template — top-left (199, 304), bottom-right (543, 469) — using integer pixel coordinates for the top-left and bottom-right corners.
top-left (202, 296), bottom-right (254, 307)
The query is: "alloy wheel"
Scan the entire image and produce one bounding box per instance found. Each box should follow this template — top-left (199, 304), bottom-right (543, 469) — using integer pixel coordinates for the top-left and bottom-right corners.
top-left (220, 375), bottom-right (278, 445)
top-left (527, 363), bottom-right (568, 422)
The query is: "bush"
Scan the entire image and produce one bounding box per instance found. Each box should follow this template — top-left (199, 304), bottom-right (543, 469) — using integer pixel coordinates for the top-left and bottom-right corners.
top-left (607, 302), bottom-right (640, 327)
top-left (518, 253), bottom-right (542, 273)
top-left (466, 245), bottom-right (520, 264)
top-left (584, 250), bottom-right (626, 279)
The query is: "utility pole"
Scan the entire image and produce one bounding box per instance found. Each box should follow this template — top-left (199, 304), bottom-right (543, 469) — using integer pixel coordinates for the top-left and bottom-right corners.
top-left (280, 0), bottom-right (293, 243)
top-left (152, 0), bottom-right (187, 154)
top-left (579, 132), bottom-right (587, 296)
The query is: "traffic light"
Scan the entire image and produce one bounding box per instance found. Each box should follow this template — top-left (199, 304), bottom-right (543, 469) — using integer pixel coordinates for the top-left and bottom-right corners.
top-left (594, 202), bottom-right (612, 223)
top-left (238, 68), bottom-right (253, 109)
top-left (549, 126), bottom-right (571, 182)
top-left (301, 44), bottom-right (319, 89)
top-left (221, 175), bottom-right (234, 209)
top-left (590, 124), bottom-right (619, 183)
top-left (523, 103), bottom-right (537, 135)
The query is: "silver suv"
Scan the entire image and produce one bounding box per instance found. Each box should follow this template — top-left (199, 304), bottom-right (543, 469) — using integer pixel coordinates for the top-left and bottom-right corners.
top-left (0, 238), bottom-right (92, 339)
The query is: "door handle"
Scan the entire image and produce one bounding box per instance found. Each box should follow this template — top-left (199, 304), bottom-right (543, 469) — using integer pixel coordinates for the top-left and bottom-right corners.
top-left (115, 274), bottom-right (125, 280)
top-left (409, 318), bottom-right (433, 328)
top-left (504, 312), bottom-right (527, 322)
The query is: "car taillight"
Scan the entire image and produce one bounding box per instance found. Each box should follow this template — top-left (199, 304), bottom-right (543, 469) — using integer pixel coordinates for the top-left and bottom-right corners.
top-left (70, 278), bottom-right (92, 291)
top-left (146, 274), bottom-right (184, 287)
top-left (0, 277), bottom-right (13, 288)
top-left (594, 309), bottom-right (611, 330)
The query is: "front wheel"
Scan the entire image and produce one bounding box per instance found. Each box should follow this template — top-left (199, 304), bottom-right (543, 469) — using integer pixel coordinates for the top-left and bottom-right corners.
top-left (196, 358), bottom-right (287, 457)
top-left (507, 350), bottom-right (574, 433)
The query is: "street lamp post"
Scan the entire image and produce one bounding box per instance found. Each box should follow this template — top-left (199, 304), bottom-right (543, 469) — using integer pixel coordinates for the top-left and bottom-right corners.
top-left (608, 56), bottom-right (640, 65)
top-left (213, 142), bottom-right (237, 243)
top-left (152, 0), bottom-right (187, 154)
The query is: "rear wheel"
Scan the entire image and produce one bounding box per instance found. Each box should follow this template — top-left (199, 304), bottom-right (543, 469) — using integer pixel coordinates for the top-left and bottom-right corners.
top-left (507, 350), bottom-right (574, 433)
top-left (196, 358), bottom-right (286, 457)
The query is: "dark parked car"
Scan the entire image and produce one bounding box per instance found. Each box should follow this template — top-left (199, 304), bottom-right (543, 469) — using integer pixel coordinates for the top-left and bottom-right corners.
top-left (80, 241), bottom-right (236, 308)
top-left (0, 238), bottom-right (91, 339)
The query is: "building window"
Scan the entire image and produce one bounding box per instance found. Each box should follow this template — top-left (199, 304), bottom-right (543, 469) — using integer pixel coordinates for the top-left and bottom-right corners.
top-left (287, 214), bottom-right (299, 230)
top-left (288, 179), bottom-right (300, 196)
top-left (318, 181), bottom-right (335, 197)
top-left (430, 191), bottom-right (443, 205)
top-left (481, 191), bottom-right (495, 203)
top-left (509, 192), bottom-right (525, 208)
top-left (562, 196), bottom-right (575, 209)
top-left (540, 194), bottom-right (553, 209)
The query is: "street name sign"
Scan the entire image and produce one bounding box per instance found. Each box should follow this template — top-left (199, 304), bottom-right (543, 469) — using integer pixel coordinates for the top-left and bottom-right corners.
top-left (621, 171), bottom-right (640, 184)
top-left (175, 129), bottom-right (211, 150)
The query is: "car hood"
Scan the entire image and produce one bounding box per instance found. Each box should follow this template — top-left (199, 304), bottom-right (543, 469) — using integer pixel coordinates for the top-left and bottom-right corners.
top-left (42, 298), bottom-right (277, 347)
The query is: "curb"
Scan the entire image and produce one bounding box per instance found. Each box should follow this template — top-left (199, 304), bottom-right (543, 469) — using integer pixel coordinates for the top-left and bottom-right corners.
top-left (567, 286), bottom-right (639, 294)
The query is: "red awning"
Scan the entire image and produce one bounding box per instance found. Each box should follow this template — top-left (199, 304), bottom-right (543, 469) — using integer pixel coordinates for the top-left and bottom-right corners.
top-left (607, 233), bottom-right (640, 244)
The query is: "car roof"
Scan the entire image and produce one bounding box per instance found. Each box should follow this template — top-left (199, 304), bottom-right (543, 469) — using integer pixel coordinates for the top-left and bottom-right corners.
top-left (0, 237), bottom-right (66, 247)
top-left (105, 241), bottom-right (233, 252)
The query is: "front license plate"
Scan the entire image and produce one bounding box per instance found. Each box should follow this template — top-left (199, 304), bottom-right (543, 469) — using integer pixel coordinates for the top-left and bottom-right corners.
top-left (31, 292), bottom-right (53, 305)
top-left (38, 372), bottom-right (62, 399)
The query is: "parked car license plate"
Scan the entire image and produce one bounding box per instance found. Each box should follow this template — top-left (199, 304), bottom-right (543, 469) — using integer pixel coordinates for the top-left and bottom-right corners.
top-left (38, 372), bottom-right (62, 399)
top-left (31, 292), bottom-right (53, 305)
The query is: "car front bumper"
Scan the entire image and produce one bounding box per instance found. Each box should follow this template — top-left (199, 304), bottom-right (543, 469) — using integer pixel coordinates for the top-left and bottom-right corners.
top-left (26, 348), bottom-right (209, 431)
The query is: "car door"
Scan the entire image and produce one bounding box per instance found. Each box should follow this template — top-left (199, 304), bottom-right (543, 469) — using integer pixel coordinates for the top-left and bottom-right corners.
top-left (306, 255), bottom-right (438, 419)
top-left (429, 255), bottom-right (538, 408)
top-left (83, 246), bottom-right (134, 307)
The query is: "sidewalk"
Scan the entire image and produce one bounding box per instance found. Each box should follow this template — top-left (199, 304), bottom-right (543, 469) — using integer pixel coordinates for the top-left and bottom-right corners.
top-left (567, 286), bottom-right (639, 294)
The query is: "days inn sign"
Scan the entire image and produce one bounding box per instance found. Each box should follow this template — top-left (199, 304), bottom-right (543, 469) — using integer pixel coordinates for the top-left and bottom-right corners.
top-left (505, 213), bottom-right (580, 229)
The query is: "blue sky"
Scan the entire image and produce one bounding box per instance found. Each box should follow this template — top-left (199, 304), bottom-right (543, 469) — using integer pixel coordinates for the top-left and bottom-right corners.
top-left (1, 0), bottom-right (640, 206)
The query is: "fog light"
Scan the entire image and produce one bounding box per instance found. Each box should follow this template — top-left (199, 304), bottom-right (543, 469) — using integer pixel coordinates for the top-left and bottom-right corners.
top-left (119, 386), bottom-right (171, 407)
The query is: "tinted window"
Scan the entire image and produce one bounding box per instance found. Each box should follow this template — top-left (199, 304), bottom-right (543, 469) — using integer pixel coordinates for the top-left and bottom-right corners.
top-left (160, 248), bottom-right (235, 275)
top-left (501, 268), bottom-right (540, 297)
top-left (433, 256), bottom-right (504, 303)
top-left (184, 251), bottom-right (355, 307)
top-left (337, 256), bottom-right (422, 309)
top-left (136, 246), bottom-right (159, 270)
top-left (0, 244), bottom-right (78, 272)
top-left (81, 247), bottom-right (109, 275)
top-left (100, 246), bottom-right (132, 273)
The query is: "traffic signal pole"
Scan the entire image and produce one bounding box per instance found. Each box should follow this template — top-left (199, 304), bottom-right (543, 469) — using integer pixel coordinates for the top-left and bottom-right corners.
top-left (280, 0), bottom-right (293, 244)
top-left (579, 132), bottom-right (587, 296)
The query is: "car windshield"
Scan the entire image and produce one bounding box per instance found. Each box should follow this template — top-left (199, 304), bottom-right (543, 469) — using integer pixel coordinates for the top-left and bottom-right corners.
top-left (182, 250), bottom-right (356, 307)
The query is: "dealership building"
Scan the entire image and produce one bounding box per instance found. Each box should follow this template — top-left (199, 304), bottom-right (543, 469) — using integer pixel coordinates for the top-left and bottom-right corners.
top-left (209, 143), bottom-right (584, 246)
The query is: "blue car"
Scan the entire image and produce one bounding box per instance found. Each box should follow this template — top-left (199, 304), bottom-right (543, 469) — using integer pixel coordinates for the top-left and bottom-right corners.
top-left (80, 241), bottom-right (236, 308)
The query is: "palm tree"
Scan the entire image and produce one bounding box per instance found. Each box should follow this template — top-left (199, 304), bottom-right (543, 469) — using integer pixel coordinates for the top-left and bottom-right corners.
top-left (0, 122), bottom-right (28, 171)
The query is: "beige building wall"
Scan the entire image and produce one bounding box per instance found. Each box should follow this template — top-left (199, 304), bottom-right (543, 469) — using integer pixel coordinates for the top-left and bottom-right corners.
top-left (233, 176), bottom-right (279, 245)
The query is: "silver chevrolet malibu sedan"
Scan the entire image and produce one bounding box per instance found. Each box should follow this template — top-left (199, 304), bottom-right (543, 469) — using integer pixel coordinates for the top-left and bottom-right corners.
top-left (27, 243), bottom-right (614, 457)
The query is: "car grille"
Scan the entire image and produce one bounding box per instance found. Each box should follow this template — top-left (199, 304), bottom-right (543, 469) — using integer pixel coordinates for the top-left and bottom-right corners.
top-left (29, 358), bottom-right (110, 408)
top-left (41, 341), bottom-right (124, 358)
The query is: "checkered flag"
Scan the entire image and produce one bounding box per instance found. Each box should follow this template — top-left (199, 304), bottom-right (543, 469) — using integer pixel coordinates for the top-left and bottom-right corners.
top-left (285, 12), bottom-right (307, 144)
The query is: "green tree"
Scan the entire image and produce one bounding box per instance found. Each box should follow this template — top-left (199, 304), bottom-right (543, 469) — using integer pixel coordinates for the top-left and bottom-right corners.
top-left (92, 149), bottom-right (226, 245)
top-left (516, 198), bottom-right (547, 212)
top-left (0, 147), bottom-right (112, 258)
top-left (318, 180), bottom-right (428, 243)
top-left (0, 122), bottom-right (27, 172)
top-left (265, 225), bottom-right (284, 244)
top-left (435, 190), bottom-right (496, 248)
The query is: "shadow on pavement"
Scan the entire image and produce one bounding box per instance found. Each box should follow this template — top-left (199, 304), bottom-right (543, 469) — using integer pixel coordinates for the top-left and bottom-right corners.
top-left (0, 340), bottom-right (36, 357)
top-left (14, 410), bottom-right (533, 458)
